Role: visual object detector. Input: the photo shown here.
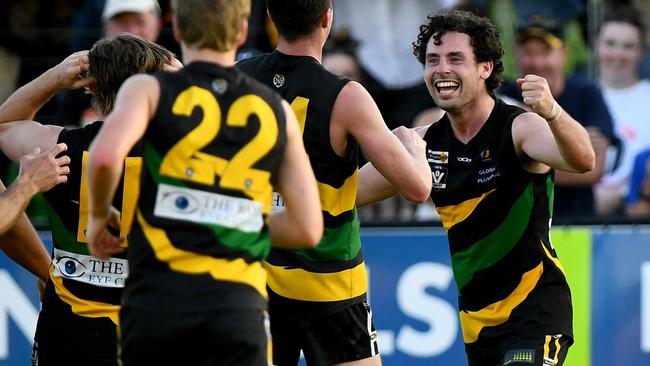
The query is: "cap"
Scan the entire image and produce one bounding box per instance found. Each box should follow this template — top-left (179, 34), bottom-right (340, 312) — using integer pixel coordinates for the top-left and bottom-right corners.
top-left (102, 0), bottom-right (160, 21)
top-left (516, 16), bottom-right (564, 49)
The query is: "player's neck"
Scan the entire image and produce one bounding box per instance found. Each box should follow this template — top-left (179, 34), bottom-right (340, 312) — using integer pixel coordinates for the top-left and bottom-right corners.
top-left (446, 93), bottom-right (495, 144)
top-left (276, 36), bottom-right (324, 63)
top-left (181, 45), bottom-right (237, 68)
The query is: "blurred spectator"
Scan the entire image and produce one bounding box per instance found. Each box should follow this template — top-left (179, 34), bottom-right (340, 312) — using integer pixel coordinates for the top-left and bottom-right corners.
top-left (595, 5), bottom-right (650, 215)
top-left (500, 16), bottom-right (616, 219)
top-left (56, 0), bottom-right (162, 126)
top-left (626, 149), bottom-right (650, 216)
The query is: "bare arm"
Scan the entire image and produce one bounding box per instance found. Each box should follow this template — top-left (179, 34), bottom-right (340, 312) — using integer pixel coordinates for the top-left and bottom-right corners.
top-left (0, 144), bottom-right (70, 234)
top-left (554, 127), bottom-right (608, 186)
top-left (334, 81), bottom-right (431, 203)
top-left (0, 121), bottom-right (63, 163)
top-left (268, 101), bottom-right (323, 249)
top-left (86, 75), bottom-right (158, 260)
top-left (0, 190), bottom-right (51, 282)
top-left (513, 75), bottom-right (595, 174)
top-left (0, 51), bottom-right (91, 124)
top-left (357, 125), bottom-right (431, 207)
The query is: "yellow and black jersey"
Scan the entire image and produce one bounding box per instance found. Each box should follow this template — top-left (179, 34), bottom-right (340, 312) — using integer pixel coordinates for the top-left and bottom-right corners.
top-left (41, 121), bottom-right (141, 326)
top-left (125, 61), bottom-right (288, 312)
top-left (238, 51), bottom-right (366, 313)
top-left (423, 98), bottom-right (572, 348)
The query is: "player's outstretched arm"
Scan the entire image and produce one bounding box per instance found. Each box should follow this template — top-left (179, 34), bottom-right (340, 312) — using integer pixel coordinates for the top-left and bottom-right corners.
top-left (513, 74), bottom-right (595, 174)
top-left (268, 101), bottom-right (323, 249)
top-left (86, 75), bottom-right (158, 260)
top-left (357, 125), bottom-right (431, 207)
top-left (334, 81), bottom-right (431, 203)
top-left (0, 144), bottom-right (70, 234)
top-left (0, 51), bottom-right (92, 124)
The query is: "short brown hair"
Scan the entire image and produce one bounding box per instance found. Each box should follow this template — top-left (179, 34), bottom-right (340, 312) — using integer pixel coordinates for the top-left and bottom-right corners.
top-left (171, 0), bottom-right (251, 51)
top-left (89, 33), bottom-right (174, 115)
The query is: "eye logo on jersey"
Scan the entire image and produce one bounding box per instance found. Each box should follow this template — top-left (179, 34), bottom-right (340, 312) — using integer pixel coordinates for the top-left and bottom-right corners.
top-left (55, 256), bottom-right (87, 278)
top-left (52, 248), bottom-right (128, 288)
top-left (273, 73), bottom-right (285, 88)
top-left (428, 150), bottom-right (449, 164)
top-left (432, 165), bottom-right (448, 190)
top-left (211, 78), bottom-right (229, 95)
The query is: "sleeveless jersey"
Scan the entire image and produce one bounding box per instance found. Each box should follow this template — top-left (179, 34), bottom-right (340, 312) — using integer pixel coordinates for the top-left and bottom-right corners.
top-left (238, 51), bottom-right (366, 311)
top-left (124, 61), bottom-right (287, 313)
top-left (423, 98), bottom-right (573, 348)
top-left (41, 121), bottom-right (141, 326)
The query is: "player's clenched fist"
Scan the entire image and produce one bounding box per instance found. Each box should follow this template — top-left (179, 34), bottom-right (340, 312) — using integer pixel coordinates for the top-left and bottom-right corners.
top-left (516, 74), bottom-right (557, 121)
top-left (393, 126), bottom-right (426, 156)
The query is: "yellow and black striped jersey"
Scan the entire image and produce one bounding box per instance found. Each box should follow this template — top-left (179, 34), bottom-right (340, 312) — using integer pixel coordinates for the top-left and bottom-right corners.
top-left (424, 98), bottom-right (572, 347)
top-left (238, 51), bottom-right (366, 313)
top-left (41, 121), bottom-right (141, 327)
top-left (124, 61), bottom-right (288, 312)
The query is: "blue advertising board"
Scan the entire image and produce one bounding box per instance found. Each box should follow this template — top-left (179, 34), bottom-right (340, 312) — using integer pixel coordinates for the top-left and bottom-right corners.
top-left (1, 227), bottom-right (650, 365)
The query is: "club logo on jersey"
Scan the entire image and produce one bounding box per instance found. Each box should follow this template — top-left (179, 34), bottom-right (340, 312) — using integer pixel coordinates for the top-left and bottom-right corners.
top-left (211, 78), bottom-right (229, 95)
top-left (428, 150), bottom-right (449, 164)
top-left (477, 164), bottom-right (501, 184)
top-left (481, 147), bottom-right (493, 162)
top-left (273, 73), bottom-right (285, 88)
top-left (432, 165), bottom-right (448, 190)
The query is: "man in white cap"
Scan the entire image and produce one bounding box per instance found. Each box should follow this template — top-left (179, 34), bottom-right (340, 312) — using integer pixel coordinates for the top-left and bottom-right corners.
top-left (103, 0), bottom-right (162, 42)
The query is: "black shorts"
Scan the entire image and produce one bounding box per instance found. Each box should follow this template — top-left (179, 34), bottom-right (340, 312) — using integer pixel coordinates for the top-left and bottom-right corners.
top-left (466, 334), bottom-right (572, 366)
top-left (32, 285), bottom-right (118, 366)
top-left (120, 304), bottom-right (270, 366)
top-left (270, 300), bottom-right (379, 366)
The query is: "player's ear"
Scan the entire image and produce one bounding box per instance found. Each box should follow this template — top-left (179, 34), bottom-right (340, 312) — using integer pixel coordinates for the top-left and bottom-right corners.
top-left (480, 60), bottom-right (493, 80)
top-left (237, 19), bottom-right (249, 48)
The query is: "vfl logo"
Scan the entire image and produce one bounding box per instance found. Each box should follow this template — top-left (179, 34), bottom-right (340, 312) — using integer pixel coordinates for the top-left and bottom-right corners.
top-left (428, 150), bottom-right (449, 164)
top-left (273, 73), bottom-right (285, 88)
top-left (432, 165), bottom-right (448, 190)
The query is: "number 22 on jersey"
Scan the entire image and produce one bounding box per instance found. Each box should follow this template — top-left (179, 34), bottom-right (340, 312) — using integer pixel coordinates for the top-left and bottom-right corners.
top-left (159, 86), bottom-right (279, 204)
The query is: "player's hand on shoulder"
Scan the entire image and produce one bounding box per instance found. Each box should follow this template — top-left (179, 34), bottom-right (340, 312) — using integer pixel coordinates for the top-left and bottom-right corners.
top-left (516, 74), bottom-right (556, 120)
top-left (17, 143), bottom-right (70, 194)
top-left (87, 207), bottom-right (125, 261)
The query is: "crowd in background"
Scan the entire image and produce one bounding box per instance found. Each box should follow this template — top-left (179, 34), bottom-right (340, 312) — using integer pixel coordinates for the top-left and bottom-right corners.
top-left (1, 0), bottom-right (650, 224)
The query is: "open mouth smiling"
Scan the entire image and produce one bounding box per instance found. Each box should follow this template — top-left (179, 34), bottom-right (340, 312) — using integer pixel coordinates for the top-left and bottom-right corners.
top-left (435, 80), bottom-right (460, 95)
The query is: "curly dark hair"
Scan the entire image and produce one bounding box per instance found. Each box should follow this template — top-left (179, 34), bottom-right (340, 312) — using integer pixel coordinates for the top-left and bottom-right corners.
top-left (412, 9), bottom-right (504, 94)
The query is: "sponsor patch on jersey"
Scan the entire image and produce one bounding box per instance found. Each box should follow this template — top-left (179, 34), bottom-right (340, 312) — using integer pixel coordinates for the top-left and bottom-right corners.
top-left (428, 150), bottom-right (449, 164)
top-left (481, 147), bottom-right (493, 162)
top-left (503, 349), bottom-right (535, 364)
top-left (273, 73), bottom-right (285, 88)
top-left (477, 164), bottom-right (501, 184)
top-left (432, 165), bottom-right (448, 190)
top-left (154, 183), bottom-right (264, 233)
top-left (457, 156), bottom-right (472, 163)
top-left (52, 248), bottom-right (128, 288)
top-left (271, 191), bottom-right (286, 213)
